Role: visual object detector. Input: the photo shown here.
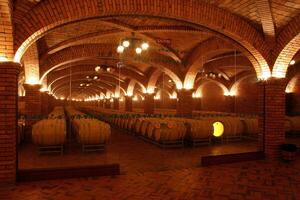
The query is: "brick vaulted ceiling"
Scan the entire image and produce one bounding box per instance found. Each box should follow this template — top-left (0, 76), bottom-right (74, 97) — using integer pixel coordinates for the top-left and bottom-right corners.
top-left (13, 0), bottom-right (300, 99)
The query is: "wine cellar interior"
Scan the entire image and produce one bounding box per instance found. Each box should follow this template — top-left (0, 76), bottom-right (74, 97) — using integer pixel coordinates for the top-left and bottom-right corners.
top-left (1, 0), bottom-right (300, 199)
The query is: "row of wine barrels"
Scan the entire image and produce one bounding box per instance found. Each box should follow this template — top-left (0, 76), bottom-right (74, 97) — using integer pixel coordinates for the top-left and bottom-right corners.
top-left (32, 107), bottom-right (67, 146)
top-left (131, 118), bottom-right (186, 142)
top-left (65, 107), bottom-right (111, 145)
top-left (111, 115), bottom-right (257, 140)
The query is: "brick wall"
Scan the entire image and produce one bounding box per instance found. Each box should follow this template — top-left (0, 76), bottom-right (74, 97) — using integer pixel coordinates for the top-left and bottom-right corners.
top-left (23, 84), bottom-right (41, 126)
top-left (201, 82), bottom-right (230, 112)
top-left (235, 77), bottom-right (260, 114)
top-left (0, 62), bottom-right (20, 184)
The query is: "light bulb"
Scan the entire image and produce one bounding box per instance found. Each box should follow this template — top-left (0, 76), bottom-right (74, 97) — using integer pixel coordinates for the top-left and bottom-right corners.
top-left (95, 66), bottom-right (101, 72)
top-left (136, 47), bottom-right (142, 54)
top-left (93, 76), bottom-right (98, 80)
top-left (122, 40), bottom-right (130, 47)
top-left (141, 42), bottom-right (149, 50)
top-left (117, 45), bottom-right (125, 53)
top-left (86, 75), bottom-right (90, 79)
top-left (290, 60), bottom-right (296, 65)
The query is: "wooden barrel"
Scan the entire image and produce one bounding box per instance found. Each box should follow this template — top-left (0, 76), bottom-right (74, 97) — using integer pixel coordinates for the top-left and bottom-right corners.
top-left (153, 122), bottom-right (184, 142)
top-left (185, 119), bottom-right (213, 139)
top-left (134, 118), bottom-right (144, 134)
top-left (242, 118), bottom-right (259, 135)
top-left (74, 119), bottom-right (111, 145)
top-left (32, 119), bottom-right (66, 146)
top-left (219, 117), bottom-right (244, 137)
top-left (146, 121), bottom-right (160, 139)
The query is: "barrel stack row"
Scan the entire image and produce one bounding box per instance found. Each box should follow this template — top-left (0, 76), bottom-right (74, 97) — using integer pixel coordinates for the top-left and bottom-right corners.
top-left (32, 107), bottom-right (67, 153)
top-left (109, 115), bottom-right (259, 147)
top-left (65, 107), bottom-right (111, 152)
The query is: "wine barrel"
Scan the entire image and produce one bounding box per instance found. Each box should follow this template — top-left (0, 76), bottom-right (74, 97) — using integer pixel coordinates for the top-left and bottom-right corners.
top-left (242, 118), bottom-right (259, 135)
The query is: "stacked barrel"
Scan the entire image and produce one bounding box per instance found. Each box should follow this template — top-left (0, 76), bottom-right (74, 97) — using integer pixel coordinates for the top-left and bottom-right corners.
top-left (65, 107), bottom-right (111, 151)
top-left (32, 107), bottom-right (66, 153)
top-left (108, 114), bottom-right (260, 146)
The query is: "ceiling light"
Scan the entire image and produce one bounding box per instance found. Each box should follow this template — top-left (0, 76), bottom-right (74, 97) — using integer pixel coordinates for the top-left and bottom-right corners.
top-left (86, 75), bottom-right (90, 79)
top-left (136, 47), bottom-right (142, 54)
top-left (93, 76), bottom-right (98, 80)
top-left (117, 45), bottom-right (125, 53)
top-left (290, 60), bottom-right (296, 65)
top-left (141, 42), bottom-right (149, 50)
top-left (86, 84), bottom-right (90, 87)
top-left (122, 40), bottom-right (130, 48)
top-left (80, 83), bottom-right (85, 87)
top-left (95, 66), bottom-right (101, 72)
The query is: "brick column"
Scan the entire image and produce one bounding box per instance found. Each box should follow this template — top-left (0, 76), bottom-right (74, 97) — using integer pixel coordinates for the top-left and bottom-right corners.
top-left (104, 99), bottom-right (111, 109)
top-left (23, 84), bottom-right (42, 126)
top-left (176, 89), bottom-right (194, 117)
top-left (0, 62), bottom-right (20, 184)
top-left (125, 96), bottom-right (133, 112)
top-left (260, 78), bottom-right (286, 159)
top-left (144, 94), bottom-right (154, 114)
top-left (113, 98), bottom-right (119, 110)
top-left (99, 100), bottom-right (104, 108)
top-left (41, 92), bottom-right (49, 116)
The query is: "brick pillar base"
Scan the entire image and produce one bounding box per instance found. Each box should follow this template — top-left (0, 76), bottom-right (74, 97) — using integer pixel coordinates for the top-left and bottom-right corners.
top-left (176, 89), bottom-right (194, 117)
top-left (125, 96), bottom-right (133, 112)
top-left (144, 94), bottom-right (154, 114)
top-left (113, 98), bottom-right (119, 110)
top-left (0, 62), bottom-right (20, 184)
top-left (23, 84), bottom-right (42, 126)
top-left (261, 78), bottom-right (286, 159)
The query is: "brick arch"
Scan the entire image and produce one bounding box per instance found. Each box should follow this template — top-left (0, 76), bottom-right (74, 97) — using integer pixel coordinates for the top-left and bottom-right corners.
top-left (147, 69), bottom-right (182, 94)
top-left (127, 80), bottom-right (146, 97)
top-left (48, 71), bottom-right (125, 91)
top-left (52, 80), bottom-right (112, 97)
top-left (22, 43), bottom-right (40, 84)
top-left (183, 38), bottom-right (264, 89)
top-left (39, 44), bottom-right (182, 85)
top-left (46, 63), bottom-right (146, 88)
top-left (272, 14), bottom-right (300, 78)
top-left (51, 76), bottom-right (117, 95)
top-left (14, 0), bottom-right (270, 78)
top-left (114, 85), bottom-right (127, 98)
top-left (194, 79), bottom-right (230, 98)
top-left (0, 0), bottom-right (14, 60)
top-left (54, 85), bottom-right (106, 99)
top-left (155, 89), bottom-right (172, 99)
top-left (229, 74), bottom-right (256, 96)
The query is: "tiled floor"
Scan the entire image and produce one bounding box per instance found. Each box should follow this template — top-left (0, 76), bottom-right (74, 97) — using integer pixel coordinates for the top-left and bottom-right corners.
top-left (18, 128), bottom-right (259, 174)
top-left (2, 160), bottom-right (300, 200)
